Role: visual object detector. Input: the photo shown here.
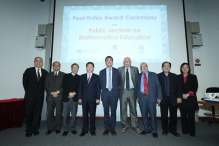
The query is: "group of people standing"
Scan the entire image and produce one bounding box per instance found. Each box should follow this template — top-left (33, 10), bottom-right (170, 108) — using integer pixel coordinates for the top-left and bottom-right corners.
top-left (23, 56), bottom-right (198, 138)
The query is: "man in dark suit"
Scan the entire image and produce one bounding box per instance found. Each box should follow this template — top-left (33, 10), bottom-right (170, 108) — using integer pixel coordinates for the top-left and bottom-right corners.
top-left (62, 63), bottom-right (80, 136)
top-left (137, 62), bottom-right (162, 138)
top-left (45, 61), bottom-right (65, 135)
top-left (118, 57), bottom-right (141, 133)
top-left (78, 62), bottom-right (101, 136)
top-left (23, 57), bottom-right (48, 137)
top-left (99, 56), bottom-right (120, 136)
top-left (157, 62), bottom-right (182, 137)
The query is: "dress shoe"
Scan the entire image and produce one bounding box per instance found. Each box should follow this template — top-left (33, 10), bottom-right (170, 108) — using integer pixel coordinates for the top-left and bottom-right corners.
top-left (190, 134), bottom-right (195, 137)
top-left (91, 132), bottom-right (96, 136)
top-left (140, 131), bottom-right (151, 135)
top-left (111, 129), bottom-right (117, 136)
top-left (45, 130), bottom-right (53, 135)
top-left (162, 131), bottom-right (168, 135)
top-left (182, 132), bottom-right (187, 135)
top-left (121, 128), bottom-right (128, 133)
top-left (103, 129), bottom-right (110, 136)
top-left (71, 130), bottom-right (77, 135)
top-left (79, 132), bottom-right (87, 137)
top-left (62, 131), bottom-right (69, 136)
top-left (33, 131), bottom-right (39, 135)
top-left (153, 133), bottom-right (158, 138)
top-left (26, 132), bottom-right (32, 137)
top-left (134, 128), bottom-right (141, 134)
top-left (170, 131), bottom-right (180, 137)
top-left (55, 130), bottom-right (60, 134)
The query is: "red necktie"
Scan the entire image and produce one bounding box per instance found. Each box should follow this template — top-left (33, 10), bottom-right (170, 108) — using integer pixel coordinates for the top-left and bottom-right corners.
top-left (37, 69), bottom-right (40, 81)
top-left (54, 72), bottom-right (58, 82)
top-left (144, 73), bottom-right (148, 94)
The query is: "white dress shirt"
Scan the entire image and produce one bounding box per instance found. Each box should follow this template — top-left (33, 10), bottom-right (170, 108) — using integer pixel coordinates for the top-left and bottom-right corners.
top-left (106, 67), bottom-right (113, 88)
top-left (124, 67), bottom-right (134, 89)
top-left (35, 67), bottom-right (42, 77)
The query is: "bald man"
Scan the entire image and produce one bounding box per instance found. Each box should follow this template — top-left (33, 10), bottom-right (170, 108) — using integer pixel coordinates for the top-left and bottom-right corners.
top-left (118, 57), bottom-right (141, 134)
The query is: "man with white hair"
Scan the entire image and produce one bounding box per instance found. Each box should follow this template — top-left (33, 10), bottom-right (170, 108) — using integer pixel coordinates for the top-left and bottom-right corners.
top-left (118, 57), bottom-right (141, 133)
top-left (136, 62), bottom-right (162, 138)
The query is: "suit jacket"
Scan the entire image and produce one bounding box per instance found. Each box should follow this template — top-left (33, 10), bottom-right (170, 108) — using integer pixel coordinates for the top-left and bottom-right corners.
top-left (118, 66), bottom-right (139, 98)
top-left (99, 67), bottom-right (120, 99)
top-left (62, 73), bottom-right (80, 102)
top-left (23, 67), bottom-right (48, 101)
top-left (178, 74), bottom-right (199, 110)
top-left (78, 73), bottom-right (100, 103)
top-left (45, 71), bottom-right (65, 102)
top-left (137, 71), bottom-right (162, 104)
top-left (157, 72), bottom-right (182, 106)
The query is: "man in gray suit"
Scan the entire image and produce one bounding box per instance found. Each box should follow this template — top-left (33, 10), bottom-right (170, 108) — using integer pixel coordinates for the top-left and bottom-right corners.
top-left (118, 57), bottom-right (141, 133)
top-left (45, 61), bottom-right (65, 135)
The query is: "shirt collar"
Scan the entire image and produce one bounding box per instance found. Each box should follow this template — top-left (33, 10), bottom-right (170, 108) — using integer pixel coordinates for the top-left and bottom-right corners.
top-left (35, 67), bottom-right (41, 70)
top-left (54, 71), bottom-right (59, 74)
top-left (106, 67), bottom-right (112, 71)
top-left (142, 71), bottom-right (148, 75)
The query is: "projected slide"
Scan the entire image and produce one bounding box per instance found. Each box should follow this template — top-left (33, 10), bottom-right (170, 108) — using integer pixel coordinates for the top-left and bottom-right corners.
top-left (61, 5), bottom-right (169, 63)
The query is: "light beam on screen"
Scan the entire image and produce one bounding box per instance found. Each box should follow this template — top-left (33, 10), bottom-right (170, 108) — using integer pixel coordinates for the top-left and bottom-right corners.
top-left (60, 5), bottom-right (169, 63)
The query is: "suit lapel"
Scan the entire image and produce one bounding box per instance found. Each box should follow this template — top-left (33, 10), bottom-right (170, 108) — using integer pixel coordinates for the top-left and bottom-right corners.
top-left (130, 66), bottom-right (135, 83)
top-left (33, 67), bottom-right (38, 81)
top-left (103, 69), bottom-right (107, 86)
top-left (122, 66), bottom-right (125, 82)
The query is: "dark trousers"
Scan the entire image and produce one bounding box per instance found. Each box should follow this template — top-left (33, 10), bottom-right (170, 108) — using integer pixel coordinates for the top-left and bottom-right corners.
top-left (82, 102), bottom-right (96, 133)
top-left (102, 90), bottom-right (118, 130)
top-left (47, 100), bottom-right (63, 131)
top-left (138, 94), bottom-right (157, 133)
top-left (25, 99), bottom-right (43, 133)
top-left (180, 108), bottom-right (196, 134)
top-left (160, 97), bottom-right (177, 132)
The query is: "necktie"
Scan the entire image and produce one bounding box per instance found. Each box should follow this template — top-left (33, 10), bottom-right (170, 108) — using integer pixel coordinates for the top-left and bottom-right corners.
top-left (144, 73), bottom-right (148, 94)
top-left (108, 69), bottom-right (112, 91)
top-left (37, 69), bottom-right (40, 81)
top-left (88, 74), bottom-right (91, 84)
top-left (126, 68), bottom-right (130, 90)
top-left (54, 72), bottom-right (58, 82)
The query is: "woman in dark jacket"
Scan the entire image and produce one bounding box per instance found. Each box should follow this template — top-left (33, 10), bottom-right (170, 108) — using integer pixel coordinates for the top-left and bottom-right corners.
top-left (178, 63), bottom-right (199, 137)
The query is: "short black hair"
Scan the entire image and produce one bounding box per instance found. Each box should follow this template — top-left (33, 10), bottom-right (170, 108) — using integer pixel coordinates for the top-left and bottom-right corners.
top-left (162, 61), bottom-right (171, 68)
top-left (53, 61), bottom-right (61, 66)
top-left (180, 63), bottom-right (191, 74)
top-left (86, 62), bottom-right (94, 68)
top-left (105, 56), bottom-right (113, 62)
top-left (71, 63), bottom-right (79, 68)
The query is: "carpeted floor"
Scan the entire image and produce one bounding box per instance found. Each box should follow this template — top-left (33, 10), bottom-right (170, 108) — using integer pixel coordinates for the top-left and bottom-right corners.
top-left (0, 120), bottom-right (218, 146)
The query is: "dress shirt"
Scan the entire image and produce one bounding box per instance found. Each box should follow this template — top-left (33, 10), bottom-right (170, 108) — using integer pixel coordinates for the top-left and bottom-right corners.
top-left (54, 71), bottom-right (59, 76)
top-left (140, 71), bottom-right (148, 92)
top-left (35, 67), bottom-right (42, 77)
top-left (183, 74), bottom-right (194, 96)
top-left (124, 67), bottom-right (134, 89)
top-left (87, 73), bottom-right (92, 80)
top-left (163, 72), bottom-right (170, 94)
top-left (106, 67), bottom-right (113, 88)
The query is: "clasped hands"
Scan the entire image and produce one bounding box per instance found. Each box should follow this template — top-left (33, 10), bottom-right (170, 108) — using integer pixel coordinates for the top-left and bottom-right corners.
top-left (51, 91), bottom-right (59, 98)
top-left (78, 99), bottom-right (100, 104)
top-left (68, 92), bottom-right (76, 98)
top-left (136, 98), bottom-right (161, 105)
top-left (182, 93), bottom-right (189, 99)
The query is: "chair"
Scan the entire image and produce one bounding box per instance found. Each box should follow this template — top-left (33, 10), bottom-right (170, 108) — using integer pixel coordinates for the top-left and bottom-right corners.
top-left (203, 87), bottom-right (219, 125)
